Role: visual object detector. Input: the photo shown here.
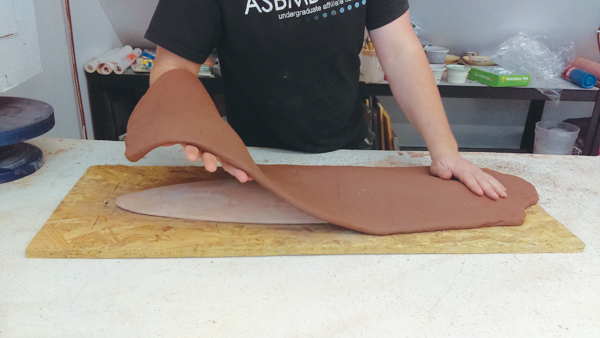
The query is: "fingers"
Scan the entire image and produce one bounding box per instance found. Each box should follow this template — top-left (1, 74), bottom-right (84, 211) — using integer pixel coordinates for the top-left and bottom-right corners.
top-left (460, 171), bottom-right (508, 200)
top-left (176, 145), bottom-right (253, 183)
top-left (474, 174), bottom-right (499, 200)
top-left (220, 159), bottom-right (253, 183)
top-left (184, 145), bottom-right (200, 162)
top-left (474, 172), bottom-right (508, 200)
top-left (199, 151), bottom-right (218, 172)
top-left (456, 171), bottom-right (484, 197)
top-left (485, 173), bottom-right (508, 199)
top-left (431, 154), bottom-right (508, 200)
top-left (200, 151), bottom-right (253, 183)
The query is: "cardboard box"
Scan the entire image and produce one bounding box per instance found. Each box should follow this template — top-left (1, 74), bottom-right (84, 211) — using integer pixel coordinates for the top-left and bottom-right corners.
top-left (468, 66), bottom-right (530, 87)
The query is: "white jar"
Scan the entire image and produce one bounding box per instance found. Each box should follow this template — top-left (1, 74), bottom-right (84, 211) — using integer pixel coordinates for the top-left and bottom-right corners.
top-left (446, 65), bottom-right (471, 84)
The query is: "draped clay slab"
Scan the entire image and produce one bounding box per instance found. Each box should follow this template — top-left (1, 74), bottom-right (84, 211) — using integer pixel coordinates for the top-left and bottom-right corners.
top-left (116, 179), bottom-right (325, 224)
top-left (122, 69), bottom-right (539, 235)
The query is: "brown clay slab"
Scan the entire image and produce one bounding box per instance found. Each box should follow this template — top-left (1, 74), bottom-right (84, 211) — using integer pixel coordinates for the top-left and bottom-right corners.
top-left (123, 69), bottom-right (539, 235)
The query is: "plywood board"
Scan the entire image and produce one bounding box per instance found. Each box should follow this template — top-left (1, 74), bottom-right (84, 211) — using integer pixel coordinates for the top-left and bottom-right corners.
top-left (26, 166), bottom-right (585, 258)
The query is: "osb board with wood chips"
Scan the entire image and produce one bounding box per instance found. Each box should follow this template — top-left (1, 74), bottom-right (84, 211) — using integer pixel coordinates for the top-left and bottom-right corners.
top-left (26, 166), bottom-right (585, 258)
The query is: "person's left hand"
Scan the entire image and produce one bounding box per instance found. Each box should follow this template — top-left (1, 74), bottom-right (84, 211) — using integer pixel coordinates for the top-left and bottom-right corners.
top-left (430, 152), bottom-right (507, 200)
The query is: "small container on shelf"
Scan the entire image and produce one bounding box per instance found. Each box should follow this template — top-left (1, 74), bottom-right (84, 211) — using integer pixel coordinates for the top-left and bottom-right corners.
top-left (430, 64), bottom-right (446, 84)
top-left (446, 64), bottom-right (471, 84)
top-left (424, 46), bottom-right (449, 64)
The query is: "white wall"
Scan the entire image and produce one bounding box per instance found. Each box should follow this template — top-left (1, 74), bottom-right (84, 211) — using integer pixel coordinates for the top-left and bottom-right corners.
top-left (383, 0), bottom-right (600, 149)
top-left (410, 0), bottom-right (600, 62)
top-left (0, 0), bottom-right (41, 93)
top-left (2, 0), bottom-right (81, 139)
top-left (70, 0), bottom-right (122, 139)
top-left (98, 0), bottom-right (158, 49)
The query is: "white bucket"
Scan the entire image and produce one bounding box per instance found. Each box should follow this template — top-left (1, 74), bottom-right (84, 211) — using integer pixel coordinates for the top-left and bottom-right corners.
top-left (424, 46), bottom-right (449, 64)
top-left (446, 65), bottom-right (471, 84)
top-left (533, 121), bottom-right (580, 155)
top-left (430, 64), bottom-right (446, 84)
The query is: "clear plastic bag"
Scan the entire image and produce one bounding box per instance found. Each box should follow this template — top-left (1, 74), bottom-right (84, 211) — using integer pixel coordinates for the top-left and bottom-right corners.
top-left (490, 32), bottom-right (575, 101)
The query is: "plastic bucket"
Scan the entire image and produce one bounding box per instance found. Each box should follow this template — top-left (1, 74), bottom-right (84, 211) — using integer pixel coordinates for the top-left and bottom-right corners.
top-left (446, 65), bottom-right (471, 84)
top-left (430, 64), bottom-right (446, 84)
top-left (533, 121), bottom-right (580, 155)
top-left (424, 46), bottom-right (449, 64)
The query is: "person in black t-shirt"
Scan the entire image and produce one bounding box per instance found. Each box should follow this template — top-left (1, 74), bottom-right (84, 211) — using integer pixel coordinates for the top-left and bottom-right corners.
top-left (146, 0), bottom-right (508, 200)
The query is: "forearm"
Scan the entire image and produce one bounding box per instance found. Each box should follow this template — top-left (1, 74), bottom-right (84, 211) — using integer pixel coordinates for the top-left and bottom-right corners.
top-left (150, 46), bottom-right (202, 86)
top-left (386, 45), bottom-right (457, 156)
top-left (370, 14), bottom-right (458, 157)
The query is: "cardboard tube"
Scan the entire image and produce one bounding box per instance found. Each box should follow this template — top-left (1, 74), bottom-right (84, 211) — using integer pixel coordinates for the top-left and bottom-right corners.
top-left (115, 48), bottom-right (142, 74)
top-left (571, 58), bottom-right (600, 87)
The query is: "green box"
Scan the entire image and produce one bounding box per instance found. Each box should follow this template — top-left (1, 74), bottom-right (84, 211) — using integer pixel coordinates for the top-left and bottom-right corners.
top-left (467, 66), bottom-right (530, 87)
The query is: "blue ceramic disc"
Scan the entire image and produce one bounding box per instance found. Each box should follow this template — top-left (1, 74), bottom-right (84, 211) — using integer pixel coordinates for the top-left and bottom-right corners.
top-left (0, 142), bottom-right (44, 183)
top-left (0, 97), bottom-right (55, 146)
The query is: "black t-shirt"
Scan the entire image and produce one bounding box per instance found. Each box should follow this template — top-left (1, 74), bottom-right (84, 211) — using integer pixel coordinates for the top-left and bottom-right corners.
top-left (146, 0), bottom-right (409, 152)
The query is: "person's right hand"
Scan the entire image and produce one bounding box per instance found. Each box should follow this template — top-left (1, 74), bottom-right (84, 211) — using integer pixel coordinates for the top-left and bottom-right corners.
top-left (184, 145), bottom-right (253, 182)
top-left (150, 48), bottom-right (251, 181)
top-left (164, 143), bottom-right (253, 183)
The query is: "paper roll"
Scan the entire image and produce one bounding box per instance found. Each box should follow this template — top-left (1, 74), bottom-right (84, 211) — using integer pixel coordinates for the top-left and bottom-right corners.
top-left (116, 45), bottom-right (134, 59)
top-left (115, 48), bottom-right (143, 74)
top-left (85, 59), bottom-right (100, 73)
top-left (98, 46), bottom-right (133, 64)
top-left (571, 58), bottom-right (600, 87)
top-left (98, 62), bottom-right (116, 75)
top-left (84, 48), bottom-right (118, 73)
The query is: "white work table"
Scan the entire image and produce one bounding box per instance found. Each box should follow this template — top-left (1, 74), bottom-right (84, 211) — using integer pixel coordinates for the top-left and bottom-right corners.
top-left (1, 138), bottom-right (599, 337)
